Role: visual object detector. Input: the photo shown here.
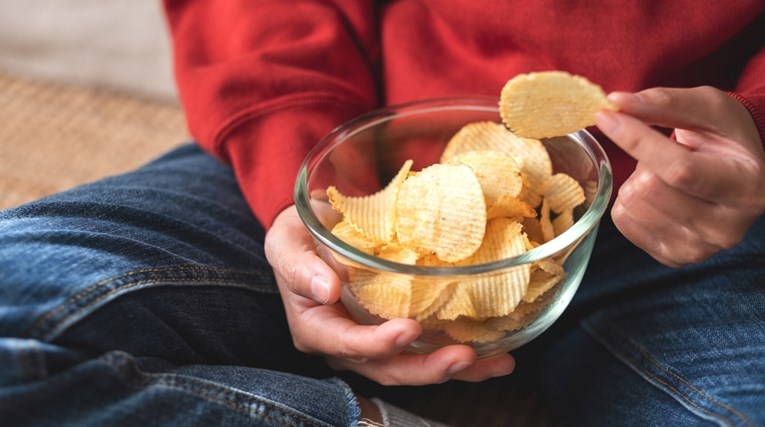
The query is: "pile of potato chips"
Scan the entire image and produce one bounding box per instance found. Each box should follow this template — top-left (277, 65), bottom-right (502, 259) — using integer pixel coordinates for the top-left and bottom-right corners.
top-left (326, 71), bottom-right (609, 343)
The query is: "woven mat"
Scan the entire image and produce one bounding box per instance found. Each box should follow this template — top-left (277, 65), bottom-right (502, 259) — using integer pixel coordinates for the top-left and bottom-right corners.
top-left (0, 71), bottom-right (188, 210)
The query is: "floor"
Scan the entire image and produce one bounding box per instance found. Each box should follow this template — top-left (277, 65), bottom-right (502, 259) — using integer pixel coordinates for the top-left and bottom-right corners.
top-left (0, 71), bottom-right (187, 210)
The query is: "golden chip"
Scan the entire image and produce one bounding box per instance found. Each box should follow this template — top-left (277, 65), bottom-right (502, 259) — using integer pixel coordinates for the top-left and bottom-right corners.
top-left (395, 163), bottom-right (486, 263)
top-left (553, 208), bottom-right (575, 236)
top-left (409, 280), bottom-right (456, 320)
top-left (499, 71), bottom-right (616, 139)
top-left (487, 194), bottom-right (537, 221)
top-left (522, 217), bottom-right (545, 246)
top-left (523, 268), bottom-right (566, 303)
top-left (451, 150), bottom-right (523, 206)
top-left (434, 284), bottom-right (478, 320)
top-left (440, 121), bottom-right (530, 165)
top-left (449, 218), bottom-right (531, 319)
top-left (348, 246), bottom-right (418, 319)
top-left (444, 317), bottom-right (506, 343)
top-left (327, 159), bottom-right (413, 243)
top-left (539, 199), bottom-right (555, 243)
top-left (330, 220), bottom-right (380, 255)
top-left (541, 173), bottom-right (585, 214)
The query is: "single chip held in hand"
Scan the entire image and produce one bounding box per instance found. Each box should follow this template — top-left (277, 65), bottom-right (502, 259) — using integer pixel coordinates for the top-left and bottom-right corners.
top-left (499, 71), bottom-right (616, 139)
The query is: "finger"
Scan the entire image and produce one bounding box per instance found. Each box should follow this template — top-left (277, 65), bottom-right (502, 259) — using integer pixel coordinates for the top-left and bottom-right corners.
top-left (606, 87), bottom-right (728, 132)
top-left (291, 313), bottom-right (422, 359)
top-left (265, 207), bottom-right (340, 304)
top-left (328, 346), bottom-right (514, 386)
top-left (619, 165), bottom-right (710, 230)
top-left (595, 110), bottom-right (741, 201)
top-left (611, 196), bottom-right (720, 267)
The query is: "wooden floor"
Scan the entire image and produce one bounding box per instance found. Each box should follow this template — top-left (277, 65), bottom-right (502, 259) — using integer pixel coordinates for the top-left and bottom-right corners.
top-left (0, 71), bottom-right (188, 210)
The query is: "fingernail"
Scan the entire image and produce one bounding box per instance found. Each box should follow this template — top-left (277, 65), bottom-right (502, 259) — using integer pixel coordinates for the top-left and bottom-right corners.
top-left (448, 361), bottom-right (472, 376)
top-left (310, 275), bottom-right (331, 304)
top-left (394, 330), bottom-right (418, 348)
top-left (607, 91), bottom-right (640, 105)
top-left (594, 111), bottom-right (619, 134)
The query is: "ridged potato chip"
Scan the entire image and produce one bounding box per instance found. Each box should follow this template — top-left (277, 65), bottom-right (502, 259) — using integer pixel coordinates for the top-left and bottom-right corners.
top-left (541, 173), bottom-right (585, 214)
top-left (499, 71), bottom-right (616, 139)
top-left (539, 199), bottom-right (555, 243)
top-left (440, 121), bottom-right (531, 165)
top-left (395, 163), bottom-right (486, 263)
top-left (450, 150), bottom-right (523, 206)
top-left (327, 159), bottom-right (413, 243)
top-left (409, 280), bottom-right (456, 320)
top-left (553, 208), bottom-right (575, 236)
top-left (523, 268), bottom-right (566, 303)
top-left (450, 218), bottom-right (531, 319)
top-left (349, 245), bottom-right (418, 319)
top-left (487, 194), bottom-right (537, 221)
top-left (444, 317), bottom-right (506, 343)
top-left (330, 220), bottom-right (380, 255)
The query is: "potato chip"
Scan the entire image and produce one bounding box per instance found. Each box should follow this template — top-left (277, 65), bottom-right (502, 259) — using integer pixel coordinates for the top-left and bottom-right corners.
top-left (534, 258), bottom-right (565, 276)
top-left (523, 268), bottom-right (566, 303)
top-left (539, 199), bottom-right (555, 243)
top-left (349, 246), bottom-right (418, 319)
top-left (553, 208), bottom-right (575, 236)
top-left (450, 218), bottom-right (531, 318)
top-left (450, 150), bottom-right (523, 206)
top-left (350, 272), bottom-right (411, 319)
top-left (395, 163), bottom-right (486, 262)
top-left (487, 194), bottom-right (537, 220)
top-left (541, 173), bottom-right (585, 214)
top-left (409, 280), bottom-right (456, 320)
top-left (486, 284), bottom-right (560, 331)
top-left (444, 317), bottom-right (506, 343)
top-left (330, 220), bottom-right (380, 255)
top-left (327, 159), bottom-right (413, 243)
top-left (434, 283), bottom-right (478, 320)
top-left (499, 71), bottom-right (616, 139)
top-left (522, 217), bottom-right (545, 246)
top-left (440, 121), bottom-right (530, 165)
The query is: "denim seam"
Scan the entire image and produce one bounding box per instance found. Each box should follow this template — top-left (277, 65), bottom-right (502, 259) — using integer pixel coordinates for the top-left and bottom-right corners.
top-left (581, 319), bottom-right (754, 427)
top-left (27, 265), bottom-right (277, 342)
top-left (101, 351), bottom-right (335, 427)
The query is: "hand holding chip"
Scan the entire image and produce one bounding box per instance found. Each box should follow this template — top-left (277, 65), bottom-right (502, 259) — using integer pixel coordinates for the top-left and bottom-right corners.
top-left (595, 86), bottom-right (765, 267)
top-left (264, 205), bottom-right (515, 385)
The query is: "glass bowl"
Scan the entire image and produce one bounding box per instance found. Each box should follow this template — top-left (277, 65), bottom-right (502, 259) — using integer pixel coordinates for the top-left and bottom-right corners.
top-left (295, 97), bottom-right (612, 358)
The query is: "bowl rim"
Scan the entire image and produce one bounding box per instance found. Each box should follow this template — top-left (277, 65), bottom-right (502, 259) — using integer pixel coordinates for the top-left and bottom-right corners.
top-left (295, 97), bottom-right (613, 276)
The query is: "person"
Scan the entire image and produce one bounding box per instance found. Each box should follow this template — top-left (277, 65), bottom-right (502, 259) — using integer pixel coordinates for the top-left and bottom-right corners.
top-left (1, 1), bottom-right (764, 425)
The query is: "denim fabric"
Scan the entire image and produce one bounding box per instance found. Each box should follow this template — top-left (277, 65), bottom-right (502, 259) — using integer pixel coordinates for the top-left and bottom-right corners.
top-left (1, 143), bottom-right (763, 426)
top-left (0, 145), bottom-right (357, 426)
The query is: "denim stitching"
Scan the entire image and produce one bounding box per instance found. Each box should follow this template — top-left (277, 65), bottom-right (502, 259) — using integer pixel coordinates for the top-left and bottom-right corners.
top-left (102, 351), bottom-right (334, 427)
top-left (582, 319), bottom-right (754, 427)
top-left (599, 319), bottom-right (755, 427)
top-left (27, 265), bottom-right (277, 342)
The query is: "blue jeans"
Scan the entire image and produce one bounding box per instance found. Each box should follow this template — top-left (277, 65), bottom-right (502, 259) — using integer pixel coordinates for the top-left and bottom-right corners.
top-left (1, 144), bottom-right (763, 426)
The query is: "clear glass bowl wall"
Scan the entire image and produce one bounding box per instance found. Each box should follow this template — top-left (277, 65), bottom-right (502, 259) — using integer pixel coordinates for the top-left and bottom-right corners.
top-left (296, 97), bottom-right (612, 358)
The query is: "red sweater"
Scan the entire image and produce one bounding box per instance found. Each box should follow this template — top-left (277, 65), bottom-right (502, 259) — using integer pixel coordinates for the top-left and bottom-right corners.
top-left (163, 1), bottom-right (765, 229)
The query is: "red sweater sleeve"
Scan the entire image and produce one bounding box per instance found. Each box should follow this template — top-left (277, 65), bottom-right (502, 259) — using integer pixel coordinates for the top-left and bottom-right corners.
top-left (731, 45), bottom-right (765, 147)
top-left (163, 1), bottom-right (379, 228)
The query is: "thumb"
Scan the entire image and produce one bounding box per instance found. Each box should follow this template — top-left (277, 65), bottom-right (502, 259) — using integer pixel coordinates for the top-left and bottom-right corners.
top-left (265, 206), bottom-right (341, 304)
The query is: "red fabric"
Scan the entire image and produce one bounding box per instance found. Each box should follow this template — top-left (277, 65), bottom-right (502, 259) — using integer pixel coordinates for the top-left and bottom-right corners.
top-left (163, 1), bottom-right (765, 229)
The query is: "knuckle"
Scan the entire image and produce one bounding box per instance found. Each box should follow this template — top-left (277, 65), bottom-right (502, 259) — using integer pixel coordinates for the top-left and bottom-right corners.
top-left (713, 229), bottom-right (743, 251)
top-left (664, 159), bottom-right (697, 190)
top-left (642, 87), bottom-right (676, 109)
